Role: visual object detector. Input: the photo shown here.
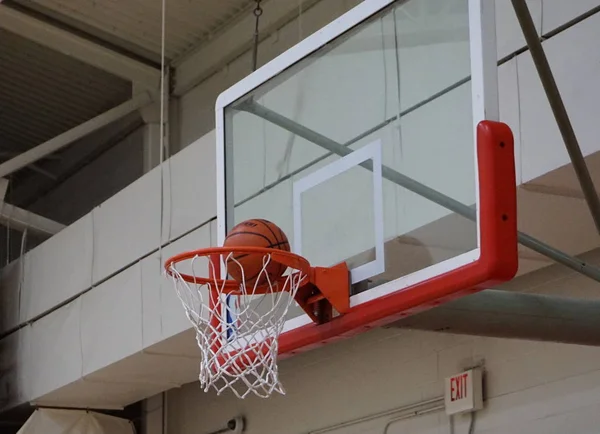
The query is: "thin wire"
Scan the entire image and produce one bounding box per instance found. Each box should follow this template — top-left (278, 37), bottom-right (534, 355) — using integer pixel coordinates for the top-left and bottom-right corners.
top-left (262, 110), bottom-right (268, 188)
top-left (392, 7), bottom-right (404, 231)
top-left (158, 0), bottom-right (167, 335)
top-left (468, 412), bottom-right (476, 434)
top-left (1, 200), bottom-right (6, 267)
top-left (252, 0), bottom-right (263, 71)
top-left (5, 180), bottom-right (10, 266)
top-left (275, 1), bottom-right (305, 180)
top-left (298, 0), bottom-right (303, 40)
top-left (17, 228), bottom-right (27, 319)
top-left (159, 0), bottom-right (166, 259)
top-left (392, 7), bottom-right (404, 160)
top-left (515, 55), bottom-right (524, 190)
top-left (380, 14), bottom-right (397, 238)
top-left (381, 17), bottom-right (388, 122)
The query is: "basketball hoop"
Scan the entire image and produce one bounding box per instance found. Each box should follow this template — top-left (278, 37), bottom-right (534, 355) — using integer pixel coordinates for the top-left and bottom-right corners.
top-left (165, 246), bottom-right (349, 399)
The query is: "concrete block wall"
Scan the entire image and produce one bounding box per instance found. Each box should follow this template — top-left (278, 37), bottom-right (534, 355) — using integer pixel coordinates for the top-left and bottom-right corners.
top-left (167, 292), bottom-right (600, 433)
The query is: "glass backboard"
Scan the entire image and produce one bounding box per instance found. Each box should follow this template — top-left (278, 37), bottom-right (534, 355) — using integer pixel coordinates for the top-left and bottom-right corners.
top-left (215, 0), bottom-right (516, 354)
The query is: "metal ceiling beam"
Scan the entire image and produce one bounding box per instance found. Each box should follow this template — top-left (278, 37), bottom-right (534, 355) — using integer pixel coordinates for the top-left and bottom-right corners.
top-left (0, 145), bottom-right (58, 179)
top-left (389, 289), bottom-right (600, 347)
top-left (0, 92), bottom-right (152, 178)
top-left (0, 4), bottom-right (161, 89)
top-left (0, 151), bottom-right (61, 161)
top-left (0, 202), bottom-right (64, 236)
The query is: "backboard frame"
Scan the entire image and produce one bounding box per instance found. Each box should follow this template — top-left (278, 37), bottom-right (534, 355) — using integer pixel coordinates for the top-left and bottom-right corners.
top-left (215, 0), bottom-right (516, 358)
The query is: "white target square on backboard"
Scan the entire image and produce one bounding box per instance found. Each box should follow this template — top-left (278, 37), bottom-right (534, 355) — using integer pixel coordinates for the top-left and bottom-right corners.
top-left (293, 139), bottom-right (385, 284)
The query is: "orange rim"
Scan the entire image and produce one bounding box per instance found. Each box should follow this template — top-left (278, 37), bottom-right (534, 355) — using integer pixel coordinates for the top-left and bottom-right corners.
top-left (164, 246), bottom-right (312, 294)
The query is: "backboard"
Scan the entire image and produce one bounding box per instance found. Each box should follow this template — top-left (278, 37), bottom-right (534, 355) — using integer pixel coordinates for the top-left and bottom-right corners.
top-left (215, 0), bottom-right (517, 357)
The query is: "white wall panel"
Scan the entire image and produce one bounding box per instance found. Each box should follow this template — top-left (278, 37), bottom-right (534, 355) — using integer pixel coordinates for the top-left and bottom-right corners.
top-left (542, 0), bottom-right (600, 34)
top-left (518, 12), bottom-right (600, 182)
top-left (164, 130), bottom-right (217, 242)
top-left (16, 326), bottom-right (32, 406)
top-left (383, 413), bottom-right (446, 434)
top-left (141, 221), bottom-right (214, 348)
top-left (92, 169), bottom-right (161, 283)
top-left (0, 260), bottom-right (23, 332)
top-left (20, 214), bottom-right (93, 322)
top-left (476, 367), bottom-right (600, 432)
top-left (81, 263), bottom-right (143, 375)
top-left (29, 299), bottom-right (82, 399)
top-left (167, 325), bottom-right (600, 434)
top-left (139, 253), bottom-right (165, 350)
top-left (0, 327), bottom-right (31, 410)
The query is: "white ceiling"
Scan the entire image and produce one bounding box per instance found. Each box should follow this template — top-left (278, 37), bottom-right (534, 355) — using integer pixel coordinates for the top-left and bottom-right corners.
top-left (8, 0), bottom-right (257, 63)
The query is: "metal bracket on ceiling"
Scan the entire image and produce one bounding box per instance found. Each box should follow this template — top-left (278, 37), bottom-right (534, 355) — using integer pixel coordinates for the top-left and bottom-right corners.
top-left (252, 0), bottom-right (263, 72)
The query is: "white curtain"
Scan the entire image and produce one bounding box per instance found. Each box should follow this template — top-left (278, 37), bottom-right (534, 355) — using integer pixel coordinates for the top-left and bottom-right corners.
top-left (17, 409), bottom-right (135, 434)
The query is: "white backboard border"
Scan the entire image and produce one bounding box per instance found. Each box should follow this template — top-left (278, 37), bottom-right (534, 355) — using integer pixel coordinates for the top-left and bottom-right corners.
top-left (293, 139), bottom-right (385, 284)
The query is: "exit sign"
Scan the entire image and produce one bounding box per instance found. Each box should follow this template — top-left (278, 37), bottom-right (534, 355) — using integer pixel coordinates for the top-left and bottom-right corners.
top-left (444, 369), bottom-right (483, 415)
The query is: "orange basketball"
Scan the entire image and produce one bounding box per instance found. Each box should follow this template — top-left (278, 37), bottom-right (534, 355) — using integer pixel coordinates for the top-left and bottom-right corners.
top-left (223, 219), bottom-right (290, 286)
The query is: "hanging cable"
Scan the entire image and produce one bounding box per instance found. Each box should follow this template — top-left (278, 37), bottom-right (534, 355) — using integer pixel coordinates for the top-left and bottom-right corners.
top-left (158, 0), bottom-right (167, 262)
top-left (17, 227), bottom-right (27, 319)
top-left (4, 177), bottom-right (11, 266)
top-left (158, 0), bottom-right (167, 337)
top-left (298, 0), bottom-right (303, 40)
top-left (252, 0), bottom-right (263, 71)
top-left (468, 412), bottom-right (476, 434)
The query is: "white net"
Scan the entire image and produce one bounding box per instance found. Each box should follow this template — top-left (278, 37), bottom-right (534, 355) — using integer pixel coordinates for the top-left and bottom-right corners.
top-left (167, 252), bottom-right (305, 399)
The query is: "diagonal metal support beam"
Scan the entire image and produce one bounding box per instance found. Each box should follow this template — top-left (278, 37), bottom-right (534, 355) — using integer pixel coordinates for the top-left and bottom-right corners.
top-left (0, 145), bottom-right (57, 179)
top-left (241, 100), bottom-right (600, 283)
top-left (0, 92), bottom-right (152, 178)
top-left (511, 0), bottom-right (600, 235)
top-left (0, 4), bottom-right (161, 89)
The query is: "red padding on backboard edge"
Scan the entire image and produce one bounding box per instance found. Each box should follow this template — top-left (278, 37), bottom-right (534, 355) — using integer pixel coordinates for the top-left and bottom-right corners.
top-left (278, 120), bottom-right (518, 359)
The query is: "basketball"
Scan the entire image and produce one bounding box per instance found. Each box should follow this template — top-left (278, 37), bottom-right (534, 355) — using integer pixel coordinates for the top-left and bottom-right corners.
top-left (223, 219), bottom-right (290, 286)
